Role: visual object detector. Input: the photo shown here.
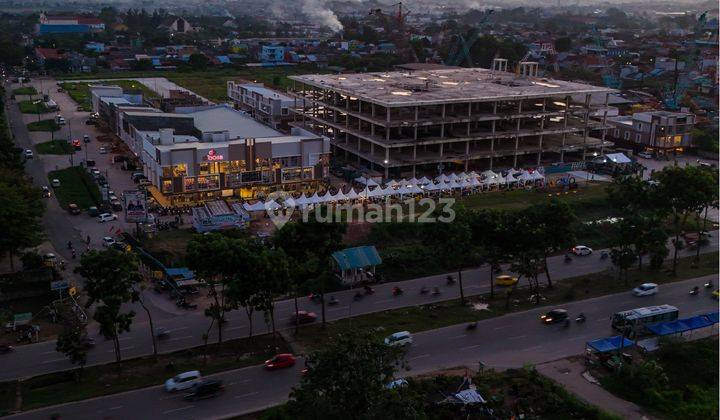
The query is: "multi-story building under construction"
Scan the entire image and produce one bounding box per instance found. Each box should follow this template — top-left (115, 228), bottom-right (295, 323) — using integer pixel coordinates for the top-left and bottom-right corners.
top-left (288, 61), bottom-right (616, 178)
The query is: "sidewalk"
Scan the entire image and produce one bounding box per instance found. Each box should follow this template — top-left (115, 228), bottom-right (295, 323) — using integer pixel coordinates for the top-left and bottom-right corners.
top-left (536, 358), bottom-right (654, 420)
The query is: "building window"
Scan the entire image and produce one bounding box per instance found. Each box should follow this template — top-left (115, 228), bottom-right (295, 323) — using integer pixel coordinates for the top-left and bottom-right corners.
top-left (613, 129), bottom-right (619, 137)
top-left (184, 177), bottom-right (196, 192)
top-left (635, 134), bottom-right (641, 142)
top-left (197, 175), bottom-right (220, 190)
top-left (281, 107), bottom-right (289, 116)
top-left (161, 179), bottom-right (173, 194)
top-left (623, 131), bottom-right (630, 140)
top-left (173, 164), bottom-right (187, 177)
top-left (637, 123), bottom-right (642, 130)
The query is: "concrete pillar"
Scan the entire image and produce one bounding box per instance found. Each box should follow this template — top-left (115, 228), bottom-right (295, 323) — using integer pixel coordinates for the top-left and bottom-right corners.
top-left (513, 135), bottom-right (519, 167)
top-left (600, 93), bottom-right (609, 155)
top-left (414, 106), bottom-right (419, 121)
top-left (413, 145), bottom-right (417, 161)
top-left (465, 141), bottom-right (470, 171)
top-left (440, 123), bottom-right (445, 139)
top-left (439, 143), bottom-right (444, 157)
top-left (371, 123), bottom-right (375, 137)
top-left (386, 107), bottom-right (391, 123)
top-left (372, 103), bottom-right (375, 117)
top-left (413, 126), bottom-right (418, 140)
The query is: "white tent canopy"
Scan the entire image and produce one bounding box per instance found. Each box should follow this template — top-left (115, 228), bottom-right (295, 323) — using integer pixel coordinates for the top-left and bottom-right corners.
top-left (355, 176), bottom-right (379, 186)
top-left (264, 200), bottom-right (281, 211)
top-left (385, 179), bottom-right (399, 187)
top-left (243, 201), bottom-right (266, 212)
top-left (418, 176), bottom-right (432, 185)
top-left (334, 189), bottom-right (348, 201)
top-left (481, 170), bottom-right (499, 180)
top-left (436, 174), bottom-right (450, 182)
top-left (345, 188), bottom-right (360, 200)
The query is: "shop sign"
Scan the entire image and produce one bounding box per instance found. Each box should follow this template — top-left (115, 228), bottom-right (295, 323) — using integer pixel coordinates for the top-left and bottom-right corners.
top-left (205, 149), bottom-right (224, 161)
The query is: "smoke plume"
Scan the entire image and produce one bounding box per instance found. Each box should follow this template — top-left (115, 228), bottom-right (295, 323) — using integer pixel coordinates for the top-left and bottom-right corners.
top-left (302, 0), bottom-right (343, 32)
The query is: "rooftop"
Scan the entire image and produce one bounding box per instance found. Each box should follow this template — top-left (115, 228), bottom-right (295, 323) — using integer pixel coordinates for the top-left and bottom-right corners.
top-left (290, 67), bottom-right (615, 107)
top-left (179, 105), bottom-right (279, 139)
top-left (238, 83), bottom-right (294, 101)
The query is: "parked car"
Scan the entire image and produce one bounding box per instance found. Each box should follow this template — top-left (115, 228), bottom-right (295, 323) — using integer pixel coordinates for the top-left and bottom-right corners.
top-left (632, 283), bottom-right (659, 297)
top-left (571, 245), bottom-right (593, 256)
top-left (68, 203), bottom-right (81, 215)
top-left (289, 310), bottom-right (317, 325)
top-left (24, 149), bottom-right (33, 159)
top-left (384, 331), bottom-right (413, 347)
top-left (90, 168), bottom-right (101, 178)
top-left (264, 353), bottom-right (296, 370)
top-left (51, 178), bottom-right (61, 187)
top-left (83, 134), bottom-right (91, 143)
top-left (87, 206), bottom-right (99, 216)
top-left (110, 200), bottom-right (123, 211)
top-left (98, 213), bottom-right (117, 222)
top-left (495, 275), bottom-right (518, 287)
top-left (85, 159), bottom-right (96, 167)
top-left (540, 308), bottom-right (568, 324)
top-left (55, 115), bottom-right (66, 125)
top-left (637, 152), bottom-right (653, 159)
top-left (99, 147), bottom-right (107, 154)
top-left (85, 119), bottom-right (97, 125)
top-left (183, 379), bottom-right (225, 401)
top-left (102, 236), bottom-right (116, 247)
top-left (72, 139), bottom-right (81, 150)
top-left (164, 371), bottom-right (202, 392)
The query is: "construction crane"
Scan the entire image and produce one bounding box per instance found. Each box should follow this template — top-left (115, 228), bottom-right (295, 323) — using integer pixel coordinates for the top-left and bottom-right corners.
top-left (444, 10), bottom-right (494, 67)
top-left (369, 2), bottom-right (417, 62)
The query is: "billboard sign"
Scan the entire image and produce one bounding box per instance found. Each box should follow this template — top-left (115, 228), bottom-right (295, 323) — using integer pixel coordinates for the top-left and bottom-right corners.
top-left (124, 190), bottom-right (148, 222)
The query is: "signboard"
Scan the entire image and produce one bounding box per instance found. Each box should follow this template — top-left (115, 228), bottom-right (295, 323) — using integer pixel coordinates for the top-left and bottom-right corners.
top-left (204, 149), bottom-right (224, 161)
top-left (51, 280), bottom-right (70, 291)
top-left (124, 190), bottom-right (148, 223)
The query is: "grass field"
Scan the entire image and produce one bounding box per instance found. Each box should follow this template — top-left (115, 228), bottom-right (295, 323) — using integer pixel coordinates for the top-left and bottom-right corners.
top-left (35, 140), bottom-right (73, 155)
top-left (12, 86), bottom-right (37, 96)
top-left (26, 119), bottom-right (60, 132)
top-left (47, 166), bottom-right (101, 209)
top-left (57, 65), bottom-right (330, 102)
top-left (60, 80), bottom-right (160, 111)
top-left (291, 252), bottom-right (719, 351)
top-left (0, 333), bottom-right (289, 415)
top-left (18, 100), bottom-right (48, 114)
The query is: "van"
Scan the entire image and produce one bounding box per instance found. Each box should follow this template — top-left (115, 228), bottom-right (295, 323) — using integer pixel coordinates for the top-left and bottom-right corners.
top-left (384, 331), bottom-right (413, 347)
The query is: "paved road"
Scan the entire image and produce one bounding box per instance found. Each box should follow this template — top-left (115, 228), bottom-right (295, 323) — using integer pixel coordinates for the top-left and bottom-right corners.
top-left (7, 275), bottom-right (718, 420)
top-left (2, 229), bottom-right (717, 382)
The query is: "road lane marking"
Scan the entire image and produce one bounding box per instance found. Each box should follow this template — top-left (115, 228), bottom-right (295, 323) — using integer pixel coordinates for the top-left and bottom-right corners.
top-left (118, 337), bottom-right (133, 341)
top-left (450, 334), bottom-right (467, 339)
top-left (41, 358), bottom-right (66, 364)
top-left (373, 299), bottom-right (393, 305)
top-left (170, 327), bottom-right (188, 332)
top-left (41, 350), bottom-right (58, 355)
top-left (226, 325), bottom-right (246, 331)
top-left (461, 344), bottom-right (482, 351)
top-left (328, 306), bottom-right (350, 312)
top-left (235, 392), bottom-right (259, 399)
top-left (108, 406), bottom-right (123, 410)
top-left (106, 346), bottom-right (134, 353)
top-left (595, 317), bottom-right (609, 323)
top-left (492, 325), bottom-right (509, 331)
top-left (162, 406), bottom-right (195, 414)
top-left (169, 335), bottom-right (193, 342)
top-left (522, 345), bottom-right (544, 352)
top-left (508, 335), bottom-right (526, 340)
top-left (407, 354), bottom-right (430, 361)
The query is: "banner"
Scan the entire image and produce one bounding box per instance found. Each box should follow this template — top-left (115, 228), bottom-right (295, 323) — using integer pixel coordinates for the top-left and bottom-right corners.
top-left (124, 190), bottom-right (147, 222)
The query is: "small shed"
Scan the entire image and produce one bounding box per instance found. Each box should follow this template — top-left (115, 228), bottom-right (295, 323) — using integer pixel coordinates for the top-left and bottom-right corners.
top-left (332, 246), bottom-right (382, 285)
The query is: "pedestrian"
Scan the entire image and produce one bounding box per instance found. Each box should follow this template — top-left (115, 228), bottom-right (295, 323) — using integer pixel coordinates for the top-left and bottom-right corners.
top-left (86, 235), bottom-right (91, 245)
top-left (71, 250), bottom-right (76, 259)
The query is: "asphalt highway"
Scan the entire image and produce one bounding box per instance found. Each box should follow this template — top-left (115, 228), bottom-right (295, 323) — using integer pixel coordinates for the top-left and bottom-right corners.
top-left (7, 275), bottom-right (718, 420)
top-left (2, 233), bottom-right (717, 382)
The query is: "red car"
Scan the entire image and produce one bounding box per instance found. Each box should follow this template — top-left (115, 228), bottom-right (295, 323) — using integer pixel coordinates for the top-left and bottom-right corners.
top-left (72, 139), bottom-right (81, 150)
top-left (265, 353), bottom-right (296, 370)
top-left (289, 310), bottom-right (317, 325)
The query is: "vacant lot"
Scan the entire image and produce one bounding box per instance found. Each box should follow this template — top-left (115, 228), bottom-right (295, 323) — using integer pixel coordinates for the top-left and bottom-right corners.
top-left (12, 86), bottom-right (37, 96)
top-left (60, 80), bottom-right (159, 111)
top-left (26, 119), bottom-right (60, 132)
top-left (18, 100), bottom-right (47, 114)
top-left (35, 140), bottom-right (73, 155)
top-left (47, 166), bottom-right (101, 209)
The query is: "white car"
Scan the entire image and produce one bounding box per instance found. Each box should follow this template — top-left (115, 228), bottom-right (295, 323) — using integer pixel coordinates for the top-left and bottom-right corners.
top-left (386, 379), bottom-right (409, 390)
top-left (98, 213), bottom-right (117, 222)
top-left (51, 178), bottom-right (61, 187)
top-left (99, 147), bottom-right (107, 154)
top-left (102, 236), bottom-right (116, 247)
top-left (632, 283), bottom-right (659, 297)
top-left (384, 331), bottom-right (413, 347)
top-left (24, 149), bottom-right (33, 159)
top-left (572, 245), bottom-right (593, 256)
top-left (164, 370), bottom-right (202, 392)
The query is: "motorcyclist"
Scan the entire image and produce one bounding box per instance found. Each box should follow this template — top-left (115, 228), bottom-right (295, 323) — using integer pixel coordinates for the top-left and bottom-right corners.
top-left (432, 286), bottom-right (440, 295)
top-left (420, 286), bottom-right (429, 294)
top-left (329, 296), bottom-right (339, 304)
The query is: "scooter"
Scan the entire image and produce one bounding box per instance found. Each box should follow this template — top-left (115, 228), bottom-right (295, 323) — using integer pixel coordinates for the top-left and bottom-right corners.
top-left (392, 287), bottom-right (404, 296)
top-left (420, 286), bottom-right (429, 295)
top-left (466, 321), bottom-right (478, 331)
top-left (353, 292), bottom-right (364, 301)
top-left (364, 286), bottom-right (375, 295)
top-left (575, 313), bottom-right (586, 323)
top-left (689, 286), bottom-right (700, 296)
top-left (600, 251), bottom-right (609, 260)
top-left (446, 275), bottom-right (456, 285)
top-left (328, 296), bottom-right (339, 306)
top-left (704, 280), bottom-right (713, 289)
top-left (432, 287), bottom-right (441, 296)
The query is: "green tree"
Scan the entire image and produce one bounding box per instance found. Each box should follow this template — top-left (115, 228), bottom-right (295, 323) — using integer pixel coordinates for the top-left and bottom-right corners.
top-left (0, 171), bottom-right (44, 271)
top-left (254, 248), bottom-right (290, 345)
top-left (55, 303), bottom-right (90, 380)
top-left (470, 209), bottom-right (512, 298)
top-left (554, 37), bottom-right (573, 52)
top-left (188, 53), bottom-right (209, 71)
top-left (76, 249), bottom-right (141, 362)
top-left (524, 199), bottom-right (576, 288)
top-left (286, 331), bottom-right (418, 418)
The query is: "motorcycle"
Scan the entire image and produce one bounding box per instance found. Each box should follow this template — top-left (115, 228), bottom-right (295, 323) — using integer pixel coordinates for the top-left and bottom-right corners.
top-left (308, 293), bottom-right (321, 303)
top-left (328, 296), bottom-right (339, 306)
top-left (353, 292), bottom-right (364, 301)
top-left (575, 313), bottom-right (586, 323)
top-left (432, 287), bottom-right (441, 296)
top-left (600, 251), bottom-right (609, 260)
top-left (392, 287), bottom-right (404, 296)
top-left (466, 321), bottom-right (478, 331)
top-left (420, 286), bottom-right (429, 295)
top-left (704, 280), bottom-right (713, 289)
top-left (364, 286), bottom-right (375, 295)
top-left (0, 344), bottom-right (14, 354)
top-left (689, 286), bottom-right (700, 296)
top-left (156, 328), bottom-right (170, 339)
top-left (446, 275), bottom-right (456, 285)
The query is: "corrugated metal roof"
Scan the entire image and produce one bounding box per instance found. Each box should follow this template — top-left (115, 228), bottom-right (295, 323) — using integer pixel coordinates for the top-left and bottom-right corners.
top-left (332, 246), bottom-right (381, 271)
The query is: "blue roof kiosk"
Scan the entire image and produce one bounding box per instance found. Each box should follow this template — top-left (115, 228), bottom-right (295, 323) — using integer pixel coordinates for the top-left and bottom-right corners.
top-left (331, 246), bottom-right (382, 286)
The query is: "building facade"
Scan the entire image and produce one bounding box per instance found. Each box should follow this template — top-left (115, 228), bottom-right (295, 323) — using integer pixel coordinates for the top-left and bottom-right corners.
top-left (606, 111), bottom-right (695, 154)
top-left (289, 64), bottom-right (615, 178)
top-left (227, 82), bottom-right (294, 130)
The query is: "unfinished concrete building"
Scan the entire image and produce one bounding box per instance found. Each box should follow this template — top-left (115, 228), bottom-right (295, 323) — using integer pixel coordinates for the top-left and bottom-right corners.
top-left (289, 62), bottom-right (615, 178)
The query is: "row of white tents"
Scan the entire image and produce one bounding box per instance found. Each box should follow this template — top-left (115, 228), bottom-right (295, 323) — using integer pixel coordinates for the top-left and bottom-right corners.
top-left (243, 170), bottom-right (545, 213)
